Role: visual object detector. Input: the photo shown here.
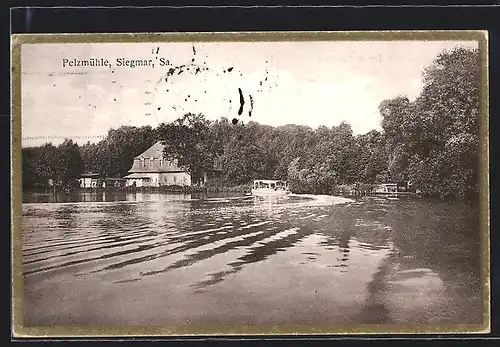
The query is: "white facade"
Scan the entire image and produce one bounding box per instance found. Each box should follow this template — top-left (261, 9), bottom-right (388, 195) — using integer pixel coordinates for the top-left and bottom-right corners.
top-left (125, 172), bottom-right (191, 188)
top-left (79, 175), bottom-right (99, 188)
top-left (123, 142), bottom-right (192, 187)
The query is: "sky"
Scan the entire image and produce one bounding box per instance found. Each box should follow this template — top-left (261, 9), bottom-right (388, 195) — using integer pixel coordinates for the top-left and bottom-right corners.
top-left (20, 39), bottom-right (478, 147)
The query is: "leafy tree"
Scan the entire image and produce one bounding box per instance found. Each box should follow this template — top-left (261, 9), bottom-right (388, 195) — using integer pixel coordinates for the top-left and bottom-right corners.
top-left (157, 113), bottom-right (215, 184)
top-left (380, 47), bottom-right (480, 200)
top-left (22, 140), bottom-right (84, 189)
top-left (79, 126), bottom-right (156, 178)
top-left (53, 139), bottom-right (84, 187)
top-left (22, 47), bottom-right (480, 201)
top-left (22, 146), bottom-right (55, 189)
top-left (353, 130), bottom-right (389, 184)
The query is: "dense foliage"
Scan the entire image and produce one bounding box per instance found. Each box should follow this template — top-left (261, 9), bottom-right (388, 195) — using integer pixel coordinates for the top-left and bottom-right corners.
top-left (156, 113), bottom-right (219, 185)
top-left (379, 47), bottom-right (480, 200)
top-left (80, 126), bottom-right (156, 178)
top-left (22, 47), bottom-right (481, 200)
top-left (22, 139), bottom-right (84, 189)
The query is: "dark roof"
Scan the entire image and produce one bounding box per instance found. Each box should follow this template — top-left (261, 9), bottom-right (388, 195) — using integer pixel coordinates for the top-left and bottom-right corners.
top-left (80, 173), bottom-right (99, 178)
top-left (123, 173), bottom-right (153, 179)
top-left (134, 141), bottom-right (164, 160)
top-left (128, 141), bottom-right (188, 174)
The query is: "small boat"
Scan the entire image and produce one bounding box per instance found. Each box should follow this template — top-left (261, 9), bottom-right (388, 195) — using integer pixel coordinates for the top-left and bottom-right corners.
top-left (251, 179), bottom-right (291, 198)
top-left (374, 183), bottom-right (400, 198)
top-left (374, 183), bottom-right (397, 195)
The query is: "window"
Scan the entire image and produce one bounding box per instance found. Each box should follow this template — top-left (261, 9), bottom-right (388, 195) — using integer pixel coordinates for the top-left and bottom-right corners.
top-left (173, 176), bottom-right (177, 183)
top-left (159, 158), bottom-right (163, 167)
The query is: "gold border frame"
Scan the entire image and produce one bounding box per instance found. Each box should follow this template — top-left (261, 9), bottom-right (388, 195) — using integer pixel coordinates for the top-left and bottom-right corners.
top-left (11, 30), bottom-right (490, 338)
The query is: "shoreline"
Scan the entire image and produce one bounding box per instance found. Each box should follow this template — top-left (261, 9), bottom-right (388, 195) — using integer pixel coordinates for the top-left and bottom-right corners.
top-left (22, 187), bottom-right (425, 201)
top-left (23, 184), bottom-right (253, 195)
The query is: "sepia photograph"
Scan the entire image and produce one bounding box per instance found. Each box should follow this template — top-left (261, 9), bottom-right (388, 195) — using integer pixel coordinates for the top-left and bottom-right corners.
top-left (11, 32), bottom-right (489, 336)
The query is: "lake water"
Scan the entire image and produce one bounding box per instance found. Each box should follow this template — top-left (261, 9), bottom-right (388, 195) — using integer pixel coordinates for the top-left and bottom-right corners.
top-left (22, 191), bottom-right (482, 326)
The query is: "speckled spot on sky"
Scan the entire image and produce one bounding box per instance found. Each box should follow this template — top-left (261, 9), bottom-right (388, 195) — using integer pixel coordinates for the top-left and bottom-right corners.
top-left (20, 40), bottom-right (478, 147)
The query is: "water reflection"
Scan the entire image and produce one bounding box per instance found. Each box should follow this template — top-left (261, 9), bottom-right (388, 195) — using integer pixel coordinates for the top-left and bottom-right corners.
top-left (190, 227), bottom-right (305, 290)
top-left (358, 248), bottom-right (394, 324)
top-left (22, 192), bottom-right (482, 325)
top-left (22, 190), bottom-right (202, 203)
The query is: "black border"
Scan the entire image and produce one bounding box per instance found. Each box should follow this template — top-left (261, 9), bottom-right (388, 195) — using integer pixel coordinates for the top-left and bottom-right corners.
top-left (7, 4), bottom-right (500, 345)
top-left (8, 5), bottom-right (500, 33)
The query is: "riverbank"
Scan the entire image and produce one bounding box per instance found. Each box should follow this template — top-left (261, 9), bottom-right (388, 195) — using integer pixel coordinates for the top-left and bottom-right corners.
top-left (22, 185), bottom-right (424, 199)
top-left (23, 181), bottom-right (254, 194)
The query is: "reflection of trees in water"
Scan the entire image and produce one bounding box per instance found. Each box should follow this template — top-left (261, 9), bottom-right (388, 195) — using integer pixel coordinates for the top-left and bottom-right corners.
top-left (315, 201), bottom-right (394, 323)
top-left (323, 202), bottom-right (393, 248)
top-left (190, 227), bottom-right (310, 290)
top-left (52, 204), bottom-right (80, 231)
top-left (140, 226), bottom-right (294, 277)
top-left (327, 198), bottom-right (482, 324)
top-left (138, 204), bottom-right (318, 284)
top-left (24, 199), bottom-right (196, 276)
top-left (388, 200), bottom-right (481, 295)
top-left (93, 202), bottom-right (152, 237)
top-left (358, 250), bottom-right (394, 324)
top-left (359, 243), bottom-right (481, 324)
top-left (346, 199), bottom-right (480, 295)
top-left (23, 190), bottom-right (130, 203)
top-left (24, 201), bottom-right (166, 276)
top-left (356, 199), bottom-right (482, 324)
top-left (89, 208), bottom-right (276, 274)
top-left (184, 203), bottom-right (385, 290)
top-left (38, 194), bottom-right (480, 316)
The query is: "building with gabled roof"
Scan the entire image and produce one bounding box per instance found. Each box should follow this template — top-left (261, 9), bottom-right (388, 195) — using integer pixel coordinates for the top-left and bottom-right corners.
top-left (123, 141), bottom-right (191, 187)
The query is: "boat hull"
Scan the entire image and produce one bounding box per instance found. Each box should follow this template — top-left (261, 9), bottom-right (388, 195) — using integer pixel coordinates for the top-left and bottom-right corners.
top-left (251, 189), bottom-right (291, 198)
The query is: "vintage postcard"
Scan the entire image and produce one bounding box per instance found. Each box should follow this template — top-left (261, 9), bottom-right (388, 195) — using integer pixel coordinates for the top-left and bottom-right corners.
top-left (11, 31), bottom-right (490, 337)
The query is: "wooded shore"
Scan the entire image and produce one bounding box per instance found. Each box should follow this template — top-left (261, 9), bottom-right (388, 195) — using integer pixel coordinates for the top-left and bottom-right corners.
top-left (22, 48), bottom-right (480, 202)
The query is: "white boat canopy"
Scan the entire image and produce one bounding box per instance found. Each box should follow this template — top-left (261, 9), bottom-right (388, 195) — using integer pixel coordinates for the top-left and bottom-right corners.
top-left (253, 180), bottom-right (288, 189)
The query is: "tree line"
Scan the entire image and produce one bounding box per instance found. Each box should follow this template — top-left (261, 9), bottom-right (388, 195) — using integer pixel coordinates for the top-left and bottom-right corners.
top-left (22, 47), bottom-right (480, 200)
